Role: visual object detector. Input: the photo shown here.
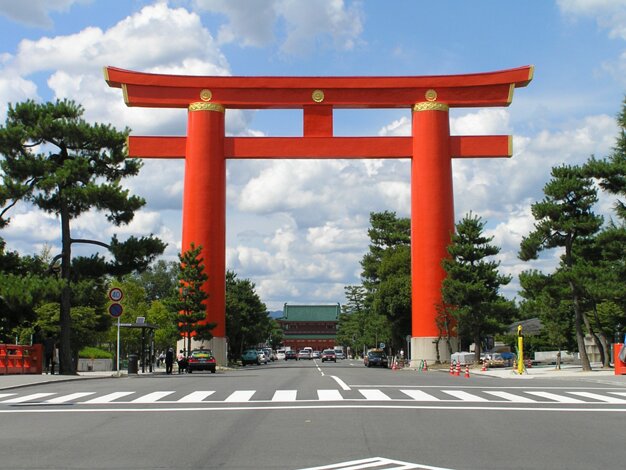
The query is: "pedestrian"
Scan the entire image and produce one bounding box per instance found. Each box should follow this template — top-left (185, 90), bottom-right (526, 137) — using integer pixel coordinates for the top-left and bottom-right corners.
top-left (165, 347), bottom-right (174, 375)
top-left (43, 334), bottom-right (56, 374)
top-left (177, 350), bottom-right (187, 374)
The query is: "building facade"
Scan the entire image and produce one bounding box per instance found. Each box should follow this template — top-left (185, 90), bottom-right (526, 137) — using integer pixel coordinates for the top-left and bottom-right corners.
top-left (277, 303), bottom-right (340, 351)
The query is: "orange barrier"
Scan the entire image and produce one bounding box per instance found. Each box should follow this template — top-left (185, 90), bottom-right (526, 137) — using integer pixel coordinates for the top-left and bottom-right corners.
top-left (614, 344), bottom-right (626, 376)
top-left (0, 344), bottom-right (43, 375)
top-left (0, 345), bottom-right (6, 375)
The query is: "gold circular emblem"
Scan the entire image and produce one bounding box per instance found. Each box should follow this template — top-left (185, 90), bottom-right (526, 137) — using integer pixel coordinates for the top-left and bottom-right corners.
top-left (200, 89), bottom-right (212, 101)
top-left (312, 89), bottom-right (325, 103)
top-left (425, 89), bottom-right (437, 101)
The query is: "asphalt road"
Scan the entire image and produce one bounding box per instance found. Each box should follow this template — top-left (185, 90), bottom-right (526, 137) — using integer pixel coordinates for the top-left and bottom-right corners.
top-left (2, 358), bottom-right (626, 470)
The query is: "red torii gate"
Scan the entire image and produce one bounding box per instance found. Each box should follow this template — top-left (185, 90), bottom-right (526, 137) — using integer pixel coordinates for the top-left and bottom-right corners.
top-left (105, 65), bottom-right (533, 365)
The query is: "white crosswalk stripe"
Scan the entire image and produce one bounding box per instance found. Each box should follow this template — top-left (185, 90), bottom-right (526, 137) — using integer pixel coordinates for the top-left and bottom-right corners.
top-left (131, 391), bottom-right (175, 403)
top-left (0, 393), bottom-right (16, 400)
top-left (178, 391), bottom-right (215, 403)
top-left (318, 389), bottom-right (343, 401)
top-left (272, 390), bottom-right (298, 402)
top-left (45, 392), bottom-right (96, 404)
top-left (568, 391), bottom-right (626, 404)
top-left (83, 392), bottom-right (135, 403)
top-left (442, 390), bottom-right (489, 402)
top-left (400, 390), bottom-right (440, 401)
top-left (1, 393), bottom-right (56, 403)
top-left (359, 389), bottom-right (391, 400)
top-left (225, 390), bottom-right (255, 402)
top-left (525, 391), bottom-right (586, 403)
top-left (484, 391), bottom-right (538, 403)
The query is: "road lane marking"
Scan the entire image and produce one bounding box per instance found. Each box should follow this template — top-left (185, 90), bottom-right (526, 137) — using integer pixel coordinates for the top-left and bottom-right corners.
top-left (225, 390), bottom-right (255, 402)
top-left (83, 392), bottom-right (135, 403)
top-left (442, 390), bottom-right (489, 402)
top-left (298, 456), bottom-right (456, 470)
top-left (526, 391), bottom-right (586, 403)
top-left (131, 391), bottom-right (176, 403)
top-left (400, 390), bottom-right (440, 401)
top-left (1, 393), bottom-right (56, 403)
top-left (4, 404), bottom-right (626, 414)
top-left (178, 391), bottom-right (215, 403)
top-left (359, 389), bottom-right (391, 400)
top-left (484, 391), bottom-right (537, 403)
top-left (318, 390), bottom-right (343, 401)
top-left (0, 394), bottom-right (16, 400)
top-left (272, 390), bottom-right (297, 402)
top-left (330, 376), bottom-right (351, 390)
top-left (45, 392), bottom-right (96, 404)
top-left (568, 391), bottom-right (626, 404)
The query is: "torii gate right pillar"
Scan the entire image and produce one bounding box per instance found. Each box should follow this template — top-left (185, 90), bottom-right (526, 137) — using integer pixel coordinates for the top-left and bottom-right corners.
top-left (410, 101), bottom-right (455, 364)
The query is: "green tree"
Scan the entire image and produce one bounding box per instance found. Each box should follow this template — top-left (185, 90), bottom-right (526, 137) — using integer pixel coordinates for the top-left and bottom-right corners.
top-left (0, 100), bottom-right (165, 373)
top-left (225, 270), bottom-right (269, 358)
top-left (518, 269), bottom-right (576, 368)
top-left (442, 213), bottom-right (516, 362)
top-left (586, 97), bottom-right (626, 221)
top-left (360, 211), bottom-right (411, 349)
top-left (519, 165), bottom-right (602, 371)
top-left (172, 244), bottom-right (215, 354)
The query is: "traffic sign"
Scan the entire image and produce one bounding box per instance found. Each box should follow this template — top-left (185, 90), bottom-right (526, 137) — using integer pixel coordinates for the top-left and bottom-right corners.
top-left (108, 287), bottom-right (124, 302)
top-left (109, 303), bottom-right (123, 318)
top-left (379, 342), bottom-right (385, 349)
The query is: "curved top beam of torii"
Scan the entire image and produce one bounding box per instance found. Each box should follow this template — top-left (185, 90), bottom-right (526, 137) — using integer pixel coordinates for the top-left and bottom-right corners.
top-left (104, 65), bottom-right (533, 109)
top-left (104, 65), bottom-right (533, 161)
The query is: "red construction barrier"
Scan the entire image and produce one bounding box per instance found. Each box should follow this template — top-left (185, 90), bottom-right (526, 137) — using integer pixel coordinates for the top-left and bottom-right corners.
top-left (23, 344), bottom-right (43, 374)
top-left (0, 344), bottom-right (44, 375)
top-left (0, 345), bottom-right (7, 375)
top-left (614, 344), bottom-right (626, 375)
top-left (5, 346), bottom-right (23, 374)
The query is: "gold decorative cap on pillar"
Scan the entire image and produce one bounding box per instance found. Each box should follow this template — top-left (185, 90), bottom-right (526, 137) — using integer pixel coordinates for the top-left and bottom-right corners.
top-left (189, 102), bottom-right (225, 112)
top-left (413, 102), bottom-right (449, 112)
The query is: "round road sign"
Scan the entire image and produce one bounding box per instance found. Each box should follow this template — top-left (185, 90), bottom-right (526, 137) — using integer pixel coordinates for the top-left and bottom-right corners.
top-left (109, 303), bottom-right (123, 318)
top-left (108, 287), bottom-right (124, 302)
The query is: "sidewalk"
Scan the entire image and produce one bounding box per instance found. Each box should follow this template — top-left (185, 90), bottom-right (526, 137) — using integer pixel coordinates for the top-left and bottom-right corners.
top-left (0, 370), bottom-right (137, 391)
top-left (462, 363), bottom-right (626, 383)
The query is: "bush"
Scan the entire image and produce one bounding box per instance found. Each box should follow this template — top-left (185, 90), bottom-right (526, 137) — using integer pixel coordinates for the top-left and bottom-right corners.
top-left (79, 347), bottom-right (113, 359)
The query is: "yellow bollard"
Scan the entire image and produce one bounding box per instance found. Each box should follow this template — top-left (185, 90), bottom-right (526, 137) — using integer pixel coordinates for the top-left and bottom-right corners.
top-left (517, 325), bottom-right (524, 375)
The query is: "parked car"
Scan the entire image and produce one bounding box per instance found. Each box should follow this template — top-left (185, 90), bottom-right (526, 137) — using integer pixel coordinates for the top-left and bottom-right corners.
top-left (364, 349), bottom-right (388, 368)
top-left (334, 348), bottom-right (345, 360)
top-left (487, 353), bottom-right (506, 368)
top-left (312, 350), bottom-right (321, 359)
top-left (297, 349), bottom-right (312, 360)
top-left (257, 350), bottom-right (269, 364)
top-left (241, 349), bottom-right (260, 366)
top-left (186, 349), bottom-right (217, 373)
top-left (284, 350), bottom-right (297, 360)
top-left (320, 349), bottom-right (337, 362)
top-left (276, 349), bottom-right (286, 360)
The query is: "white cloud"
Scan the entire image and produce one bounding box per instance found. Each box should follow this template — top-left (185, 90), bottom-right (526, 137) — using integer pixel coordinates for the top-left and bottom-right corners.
top-left (0, 0), bottom-right (88, 28)
top-left (558, 0), bottom-right (626, 39)
top-left (193, 0), bottom-right (364, 55)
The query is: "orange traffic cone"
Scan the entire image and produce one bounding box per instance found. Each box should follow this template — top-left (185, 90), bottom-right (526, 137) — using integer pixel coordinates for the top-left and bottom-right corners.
top-left (423, 360), bottom-right (428, 372)
top-left (449, 362), bottom-right (454, 375)
top-left (481, 360), bottom-right (487, 372)
top-left (392, 358), bottom-right (398, 371)
top-left (464, 364), bottom-right (470, 378)
top-left (455, 363), bottom-right (461, 376)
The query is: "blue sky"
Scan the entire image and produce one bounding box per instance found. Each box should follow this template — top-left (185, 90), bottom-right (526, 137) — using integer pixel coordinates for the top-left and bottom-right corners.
top-left (0, 0), bottom-right (625, 310)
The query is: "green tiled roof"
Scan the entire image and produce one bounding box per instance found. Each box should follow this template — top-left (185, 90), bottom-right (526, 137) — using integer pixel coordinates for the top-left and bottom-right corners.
top-left (281, 304), bottom-right (341, 322)
top-left (282, 334), bottom-right (337, 339)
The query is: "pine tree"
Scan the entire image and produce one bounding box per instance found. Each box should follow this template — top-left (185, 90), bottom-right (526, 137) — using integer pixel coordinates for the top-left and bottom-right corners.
top-left (519, 165), bottom-right (602, 371)
top-left (174, 244), bottom-right (215, 354)
top-left (0, 100), bottom-right (165, 373)
top-left (442, 213), bottom-right (515, 362)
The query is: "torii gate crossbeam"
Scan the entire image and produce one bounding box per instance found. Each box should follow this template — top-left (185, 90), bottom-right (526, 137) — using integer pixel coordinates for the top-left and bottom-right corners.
top-left (105, 65), bottom-right (533, 365)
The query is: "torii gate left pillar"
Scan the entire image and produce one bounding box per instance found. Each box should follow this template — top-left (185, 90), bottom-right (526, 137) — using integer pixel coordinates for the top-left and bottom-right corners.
top-left (105, 66), bottom-right (533, 366)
